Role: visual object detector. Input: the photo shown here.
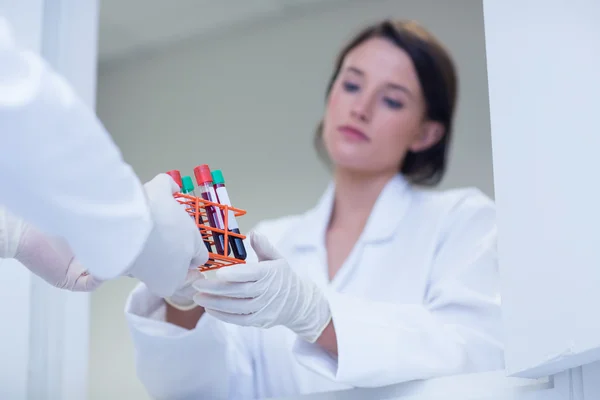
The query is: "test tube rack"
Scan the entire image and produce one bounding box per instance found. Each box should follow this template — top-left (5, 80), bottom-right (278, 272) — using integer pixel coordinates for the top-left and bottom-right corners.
top-left (174, 192), bottom-right (247, 272)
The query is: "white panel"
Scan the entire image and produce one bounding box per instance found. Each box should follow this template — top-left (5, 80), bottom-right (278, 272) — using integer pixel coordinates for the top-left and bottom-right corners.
top-left (26, 1), bottom-right (99, 399)
top-left (0, 1), bottom-right (44, 398)
top-left (582, 361), bottom-right (600, 400)
top-left (0, 260), bottom-right (32, 399)
top-left (43, 0), bottom-right (100, 104)
top-left (485, 0), bottom-right (600, 378)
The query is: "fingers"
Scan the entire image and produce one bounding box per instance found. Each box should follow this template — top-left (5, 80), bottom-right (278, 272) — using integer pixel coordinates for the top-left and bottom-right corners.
top-left (153, 173), bottom-right (180, 194)
top-left (214, 262), bottom-right (268, 283)
top-left (203, 308), bottom-right (255, 326)
top-left (193, 278), bottom-right (262, 298)
top-left (249, 231), bottom-right (283, 262)
top-left (189, 233), bottom-right (209, 267)
top-left (175, 269), bottom-right (205, 298)
top-left (173, 184), bottom-right (207, 269)
top-left (62, 259), bottom-right (103, 291)
top-left (163, 172), bottom-right (183, 192)
top-left (184, 269), bottom-right (206, 285)
top-left (70, 271), bottom-right (103, 292)
top-left (165, 174), bottom-right (181, 194)
top-left (193, 291), bottom-right (266, 315)
top-left (144, 173), bottom-right (181, 199)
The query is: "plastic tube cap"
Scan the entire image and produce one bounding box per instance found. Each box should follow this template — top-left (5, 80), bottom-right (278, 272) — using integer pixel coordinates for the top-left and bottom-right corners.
top-left (166, 170), bottom-right (182, 189)
top-left (211, 170), bottom-right (225, 185)
top-left (182, 176), bottom-right (195, 193)
top-left (194, 164), bottom-right (213, 184)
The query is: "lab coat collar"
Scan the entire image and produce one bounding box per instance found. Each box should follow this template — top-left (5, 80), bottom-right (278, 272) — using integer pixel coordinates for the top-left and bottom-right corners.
top-left (290, 174), bottom-right (411, 249)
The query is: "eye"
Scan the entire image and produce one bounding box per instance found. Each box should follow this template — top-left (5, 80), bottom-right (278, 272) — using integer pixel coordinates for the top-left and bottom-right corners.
top-left (384, 97), bottom-right (403, 109)
top-left (342, 81), bottom-right (360, 92)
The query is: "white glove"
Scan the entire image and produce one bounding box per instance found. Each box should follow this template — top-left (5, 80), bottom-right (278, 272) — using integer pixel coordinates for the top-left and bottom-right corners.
top-left (164, 269), bottom-right (205, 310)
top-left (192, 231), bottom-right (332, 343)
top-left (0, 207), bottom-right (102, 291)
top-left (126, 174), bottom-right (209, 298)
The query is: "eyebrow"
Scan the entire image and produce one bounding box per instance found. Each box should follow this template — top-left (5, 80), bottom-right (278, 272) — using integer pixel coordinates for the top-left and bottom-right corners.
top-left (345, 66), bottom-right (414, 97)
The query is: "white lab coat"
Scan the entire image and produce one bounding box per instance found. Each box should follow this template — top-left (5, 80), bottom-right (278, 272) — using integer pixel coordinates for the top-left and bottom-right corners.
top-left (0, 16), bottom-right (151, 279)
top-left (125, 175), bottom-right (504, 399)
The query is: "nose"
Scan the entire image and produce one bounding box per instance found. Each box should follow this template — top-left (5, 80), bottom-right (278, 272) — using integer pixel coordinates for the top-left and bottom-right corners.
top-left (350, 95), bottom-right (373, 123)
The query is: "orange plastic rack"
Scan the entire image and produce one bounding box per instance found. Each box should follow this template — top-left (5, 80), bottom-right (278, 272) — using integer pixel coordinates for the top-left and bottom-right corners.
top-left (173, 192), bottom-right (247, 272)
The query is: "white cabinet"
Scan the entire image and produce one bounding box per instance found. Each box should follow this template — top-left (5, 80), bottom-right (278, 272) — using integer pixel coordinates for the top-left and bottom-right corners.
top-left (484, 0), bottom-right (600, 378)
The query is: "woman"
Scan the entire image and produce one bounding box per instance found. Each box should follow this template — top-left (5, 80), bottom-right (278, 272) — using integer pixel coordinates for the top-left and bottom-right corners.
top-left (125, 19), bottom-right (503, 399)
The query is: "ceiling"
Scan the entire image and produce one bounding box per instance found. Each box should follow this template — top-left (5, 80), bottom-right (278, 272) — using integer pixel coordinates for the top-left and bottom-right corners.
top-left (98, 0), bottom-right (344, 63)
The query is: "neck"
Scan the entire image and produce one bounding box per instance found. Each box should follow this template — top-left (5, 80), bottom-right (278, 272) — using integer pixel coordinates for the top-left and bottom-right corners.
top-left (328, 168), bottom-right (397, 230)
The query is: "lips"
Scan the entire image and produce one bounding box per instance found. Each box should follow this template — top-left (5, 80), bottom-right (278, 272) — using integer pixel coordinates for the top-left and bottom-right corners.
top-left (337, 125), bottom-right (369, 141)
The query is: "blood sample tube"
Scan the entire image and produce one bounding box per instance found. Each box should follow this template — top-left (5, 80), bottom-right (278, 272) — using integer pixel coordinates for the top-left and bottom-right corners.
top-left (211, 170), bottom-right (247, 260)
top-left (193, 164), bottom-right (228, 255)
top-left (166, 169), bottom-right (188, 210)
top-left (181, 176), bottom-right (213, 253)
top-left (166, 170), bottom-right (183, 190)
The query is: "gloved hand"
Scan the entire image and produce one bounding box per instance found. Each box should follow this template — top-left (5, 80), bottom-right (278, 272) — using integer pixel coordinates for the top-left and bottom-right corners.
top-left (164, 269), bottom-right (205, 310)
top-left (192, 231), bottom-right (332, 343)
top-left (125, 174), bottom-right (209, 298)
top-left (0, 207), bottom-right (102, 291)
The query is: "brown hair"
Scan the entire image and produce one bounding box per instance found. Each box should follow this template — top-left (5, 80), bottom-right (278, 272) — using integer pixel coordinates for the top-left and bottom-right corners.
top-left (315, 19), bottom-right (458, 186)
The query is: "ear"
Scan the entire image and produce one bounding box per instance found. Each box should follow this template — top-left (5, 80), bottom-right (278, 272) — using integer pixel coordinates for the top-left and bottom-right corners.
top-left (408, 121), bottom-right (445, 152)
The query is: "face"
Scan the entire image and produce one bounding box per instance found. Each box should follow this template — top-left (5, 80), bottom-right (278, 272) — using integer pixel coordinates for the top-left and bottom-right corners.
top-left (322, 37), bottom-right (444, 175)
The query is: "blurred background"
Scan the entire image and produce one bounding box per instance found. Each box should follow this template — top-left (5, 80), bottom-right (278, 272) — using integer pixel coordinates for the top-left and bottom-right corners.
top-left (91, 0), bottom-right (492, 398)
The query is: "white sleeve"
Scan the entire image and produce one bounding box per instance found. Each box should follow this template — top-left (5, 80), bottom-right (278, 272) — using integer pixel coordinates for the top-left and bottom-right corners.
top-left (0, 206), bottom-right (26, 259)
top-left (0, 16), bottom-right (151, 279)
top-left (293, 196), bottom-right (504, 387)
top-left (125, 284), bottom-right (257, 400)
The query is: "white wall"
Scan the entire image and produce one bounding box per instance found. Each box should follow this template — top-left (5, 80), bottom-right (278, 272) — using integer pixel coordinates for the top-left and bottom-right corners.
top-left (91, 0), bottom-right (492, 398)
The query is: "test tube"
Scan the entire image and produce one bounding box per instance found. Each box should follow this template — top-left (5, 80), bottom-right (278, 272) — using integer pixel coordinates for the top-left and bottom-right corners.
top-left (166, 169), bottom-right (191, 218)
top-left (166, 170), bottom-right (183, 190)
top-left (211, 170), bottom-right (247, 260)
top-left (193, 164), bottom-right (228, 256)
top-left (181, 176), bottom-right (213, 253)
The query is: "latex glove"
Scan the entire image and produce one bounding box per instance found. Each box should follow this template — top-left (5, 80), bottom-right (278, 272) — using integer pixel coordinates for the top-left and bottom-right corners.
top-left (0, 207), bottom-right (102, 291)
top-left (125, 174), bottom-right (209, 298)
top-left (193, 231), bottom-right (331, 343)
top-left (164, 269), bottom-right (205, 310)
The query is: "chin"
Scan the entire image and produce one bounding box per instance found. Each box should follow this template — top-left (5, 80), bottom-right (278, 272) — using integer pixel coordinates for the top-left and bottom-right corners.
top-left (325, 140), bottom-right (390, 173)
top-left (330, 155), bottom-right (379, 174)
top-left (328, 147), bottom-right (362, 166)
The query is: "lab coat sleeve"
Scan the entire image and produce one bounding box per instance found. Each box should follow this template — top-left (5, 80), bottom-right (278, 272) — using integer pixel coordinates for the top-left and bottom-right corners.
top-left (0, 17), bottom-right (151, 279)
top-left (0, 205), bottom-right (25, 259)
top-left (292, 196), bottom-right (504, 387)
top-left (125, 283), bottom-right (257, 400)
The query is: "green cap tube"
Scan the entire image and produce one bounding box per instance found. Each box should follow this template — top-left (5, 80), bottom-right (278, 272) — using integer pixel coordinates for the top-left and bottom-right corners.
top-left (211, 170), bottom-right (225, 185)
top-left (182, 176), bottom-right (195, 193)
